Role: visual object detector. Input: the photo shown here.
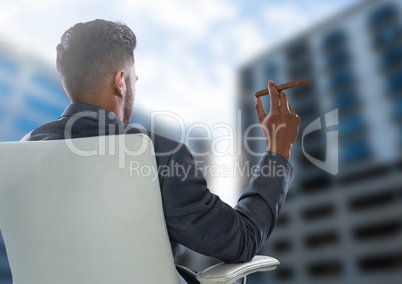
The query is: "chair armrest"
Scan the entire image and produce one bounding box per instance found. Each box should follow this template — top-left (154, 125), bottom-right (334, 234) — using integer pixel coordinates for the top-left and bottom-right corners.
top-left (196, 255), bottom-right (279, 284)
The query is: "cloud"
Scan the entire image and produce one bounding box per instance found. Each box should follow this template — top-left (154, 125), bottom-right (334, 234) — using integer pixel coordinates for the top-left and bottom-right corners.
top-left (135, 46), bottom-right (234, 129)
top-left (121, 0), bottom-right (237, 39)
top-left (219, 20), bottom-right (267, 64)
top-left (264, 4), bottom-right (310, 41)
top-left (111, 0), bottom-right (241, 128)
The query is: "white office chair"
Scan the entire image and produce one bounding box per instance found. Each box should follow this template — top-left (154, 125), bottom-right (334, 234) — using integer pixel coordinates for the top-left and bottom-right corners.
top-left (0, 134), bottom-right (279, 284)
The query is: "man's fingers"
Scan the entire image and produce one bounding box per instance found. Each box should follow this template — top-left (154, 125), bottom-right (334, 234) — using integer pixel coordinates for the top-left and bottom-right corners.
top-left (288, 101), bottom-right (296, 115)
top-left (279, 92), bottom-right (287, 113)
top-left (268, 80), bottom-right (279, 114)
top-left (255, 97), bottom-right (266, 123)
top-left (288, 102), bottom-right (301, 121)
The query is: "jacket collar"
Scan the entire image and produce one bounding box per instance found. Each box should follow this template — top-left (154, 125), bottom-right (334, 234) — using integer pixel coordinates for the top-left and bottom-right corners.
top-left (60, 103), bottom-right (124, 126)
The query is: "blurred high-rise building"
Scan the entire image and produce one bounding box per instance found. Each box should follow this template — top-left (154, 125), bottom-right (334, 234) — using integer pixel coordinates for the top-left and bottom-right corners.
top-left (0, 46), bottom-right (71, 283)
top-left (0, 47), bottom-right (70, 141)
top-left (238, 0), bottom-right (402, 283)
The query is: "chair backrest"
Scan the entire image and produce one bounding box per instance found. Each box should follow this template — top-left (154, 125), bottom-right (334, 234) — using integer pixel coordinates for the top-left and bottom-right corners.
top-left (0, 134), bottom-right (178, 284)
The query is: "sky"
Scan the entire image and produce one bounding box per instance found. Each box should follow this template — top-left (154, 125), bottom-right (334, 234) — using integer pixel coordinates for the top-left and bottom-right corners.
top-left (0, 0), bottom-right (363, 203)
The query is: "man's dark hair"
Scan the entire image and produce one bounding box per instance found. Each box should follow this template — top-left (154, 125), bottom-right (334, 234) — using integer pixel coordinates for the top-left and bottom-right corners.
top-left (56, 19), bottom-right (137, 99)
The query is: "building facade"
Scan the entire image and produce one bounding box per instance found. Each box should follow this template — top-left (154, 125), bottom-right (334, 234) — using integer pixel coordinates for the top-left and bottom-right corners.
top-left (238, 0), bottom-right (402, 283)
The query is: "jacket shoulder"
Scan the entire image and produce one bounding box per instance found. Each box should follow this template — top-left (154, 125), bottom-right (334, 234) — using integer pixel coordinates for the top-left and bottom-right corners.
top-left (21, 120), bottom-right (65, 141)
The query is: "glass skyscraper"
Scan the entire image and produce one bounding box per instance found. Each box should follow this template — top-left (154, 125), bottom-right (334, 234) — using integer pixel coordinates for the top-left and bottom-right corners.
top-left (237, 0), bottom-right (402, 283)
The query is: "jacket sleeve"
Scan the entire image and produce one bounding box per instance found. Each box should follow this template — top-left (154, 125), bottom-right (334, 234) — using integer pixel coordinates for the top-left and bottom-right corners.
top-left (159, 144), bottom-right (294, 263)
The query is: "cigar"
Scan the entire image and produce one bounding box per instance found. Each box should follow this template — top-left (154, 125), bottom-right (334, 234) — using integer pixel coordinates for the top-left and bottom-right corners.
top-left (255, 78), bottom-right (310, 97)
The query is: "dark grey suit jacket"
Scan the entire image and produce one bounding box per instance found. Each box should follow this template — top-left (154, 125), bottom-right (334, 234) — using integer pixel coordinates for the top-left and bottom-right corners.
top-left (22, 103), bottom-right (294, 282)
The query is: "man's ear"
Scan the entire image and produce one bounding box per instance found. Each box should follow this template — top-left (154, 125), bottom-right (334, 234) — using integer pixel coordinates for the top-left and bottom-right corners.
top-left (113, 70), bottom-right (125, 97)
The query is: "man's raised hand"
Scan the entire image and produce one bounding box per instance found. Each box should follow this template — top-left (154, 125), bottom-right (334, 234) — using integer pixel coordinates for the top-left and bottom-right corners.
top-left (254, 80), bottom-right (301, 159)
